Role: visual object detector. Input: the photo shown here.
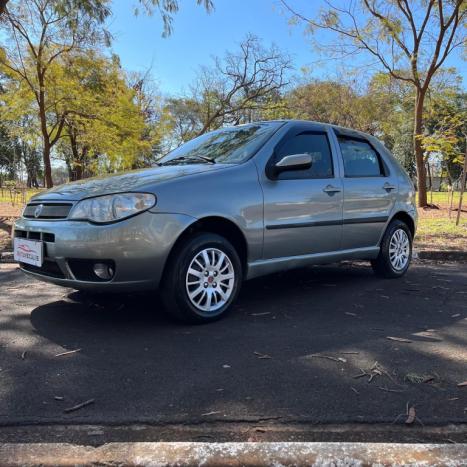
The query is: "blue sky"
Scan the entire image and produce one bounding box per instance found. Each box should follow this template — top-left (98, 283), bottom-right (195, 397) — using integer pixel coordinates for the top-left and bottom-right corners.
top-left (109, 0), bottom-right (465, 95)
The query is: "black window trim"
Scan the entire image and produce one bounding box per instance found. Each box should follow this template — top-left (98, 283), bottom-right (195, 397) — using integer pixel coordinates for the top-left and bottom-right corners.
top-left (337, 135), bottom-right (389, 179)
top-left (266, 129), bottom-right (335, 181)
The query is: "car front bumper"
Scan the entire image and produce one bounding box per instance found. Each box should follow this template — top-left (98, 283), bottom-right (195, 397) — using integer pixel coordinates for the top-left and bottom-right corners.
top-left (13, 211), bottom-right (195, 292)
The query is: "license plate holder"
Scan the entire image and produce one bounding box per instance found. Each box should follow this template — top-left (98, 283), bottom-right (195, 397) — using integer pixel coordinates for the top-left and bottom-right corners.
top-left (14, 238), bottom-right (44, 267)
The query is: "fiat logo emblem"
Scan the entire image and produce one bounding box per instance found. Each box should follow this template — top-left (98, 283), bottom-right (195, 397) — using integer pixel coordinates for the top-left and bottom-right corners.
top-left (34, 204), bottom-right (44, 218)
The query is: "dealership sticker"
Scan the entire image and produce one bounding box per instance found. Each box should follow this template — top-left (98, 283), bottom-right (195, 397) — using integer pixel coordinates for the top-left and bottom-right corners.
top-left (13, 238), bottom-right (43, 267)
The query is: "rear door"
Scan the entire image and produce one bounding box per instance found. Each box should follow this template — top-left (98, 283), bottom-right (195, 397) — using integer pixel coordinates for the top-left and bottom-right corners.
top-left (333, 130), bottom-right (397, 250)
top-left (261, 123), bottom-right (343, 259)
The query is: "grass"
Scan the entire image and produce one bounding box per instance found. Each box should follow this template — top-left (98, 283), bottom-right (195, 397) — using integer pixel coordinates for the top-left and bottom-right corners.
top-left (415, 191), bottom-right (467, 251)
top-left (416, 217), bottom-right (467, 251)
top-left (0, 188), bottom-right (43, 204)
top-left (421, 191), bottom-right (464, 206)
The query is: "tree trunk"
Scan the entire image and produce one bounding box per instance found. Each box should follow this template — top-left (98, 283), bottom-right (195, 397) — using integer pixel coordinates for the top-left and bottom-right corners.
top-left (38, 84), bottom-right (53, 188)
top-left (414, 88), bottom-right (427, 207)
top-left (70, 133), bottom-right (81, 181)
top-left (0, 0), bottom-right (9, 15)
top-left (43, 143), bottom-right (53, 188)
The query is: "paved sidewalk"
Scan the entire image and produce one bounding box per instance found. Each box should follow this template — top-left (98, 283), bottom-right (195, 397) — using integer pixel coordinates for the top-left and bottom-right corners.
top-left (1, 441), bottom-right (466, 466)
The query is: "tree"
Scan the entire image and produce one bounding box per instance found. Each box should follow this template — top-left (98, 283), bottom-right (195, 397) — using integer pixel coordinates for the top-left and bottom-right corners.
top-left (287, 78), bottom-right (383, 133)
top-left (0, 0), bottom-right (110, 187)
top-left (280, 0), bottom-right (467, 207)
top-left (422, 90), bottom-right (467, 186)
top-left (164, 35), bottom-right (292, 145)
top-left (0, 123), bottom-right (19, 183)
top-left (54, 52), bottom-right (151, 179)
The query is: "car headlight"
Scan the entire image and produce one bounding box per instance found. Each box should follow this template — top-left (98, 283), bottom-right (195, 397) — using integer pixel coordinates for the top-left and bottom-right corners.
top-left (68, 193), bottom-right (156, 223)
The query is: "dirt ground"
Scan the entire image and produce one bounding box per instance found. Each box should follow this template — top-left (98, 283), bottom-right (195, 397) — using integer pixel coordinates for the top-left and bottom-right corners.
top-left (0, 203), bottom-right (20, 253)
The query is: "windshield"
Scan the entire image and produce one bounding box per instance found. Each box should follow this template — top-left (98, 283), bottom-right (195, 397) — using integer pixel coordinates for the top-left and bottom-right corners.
top-left (159, 122), bottom-right (282, 166)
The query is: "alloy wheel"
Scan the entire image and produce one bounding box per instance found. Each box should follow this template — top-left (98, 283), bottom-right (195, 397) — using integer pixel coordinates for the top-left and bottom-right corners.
top-left (389, 228), bottom-right (410, 271)
top-left (185, 248), bottom-right (235, 312)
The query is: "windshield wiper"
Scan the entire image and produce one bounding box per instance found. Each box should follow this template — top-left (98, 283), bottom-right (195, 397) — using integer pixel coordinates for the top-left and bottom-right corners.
top-left (160, 155), bottom-right (216, 165)
top-left (192, 155), bottom-right (216, 164)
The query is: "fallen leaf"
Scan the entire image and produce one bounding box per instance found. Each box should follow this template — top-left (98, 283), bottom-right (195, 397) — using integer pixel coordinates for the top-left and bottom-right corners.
top-left (378, 386), bottom-right (405, 393)
top-left (64, 399), bottom-right (94, 414)
top-left (386, 336), bottom-right (412, 343)
top-left (405, 406), bottom-right (416, 424)
top-left (55, 348), bottom-right (81, 357)
top-left (253, 351), bottom-right (272, 359)
top-left (309, 354), bottom-right (346, 363)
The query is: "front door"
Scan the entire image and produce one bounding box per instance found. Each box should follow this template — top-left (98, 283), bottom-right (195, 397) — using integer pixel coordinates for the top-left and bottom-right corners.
top-left (260, 123), bottom-right (343, 259)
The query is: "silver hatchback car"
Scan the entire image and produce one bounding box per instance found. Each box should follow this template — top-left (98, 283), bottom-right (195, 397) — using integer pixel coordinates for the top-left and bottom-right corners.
top-left (14, 120), bottom-right (417, 323)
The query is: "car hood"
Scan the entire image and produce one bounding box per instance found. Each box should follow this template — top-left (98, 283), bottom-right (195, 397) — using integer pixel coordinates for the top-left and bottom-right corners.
top-left (31, 164), bottom-right (231, 201)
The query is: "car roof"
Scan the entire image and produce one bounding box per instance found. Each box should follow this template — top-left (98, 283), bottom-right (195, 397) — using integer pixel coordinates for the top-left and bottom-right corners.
top-left (257, 119), bottom-right (373, 140)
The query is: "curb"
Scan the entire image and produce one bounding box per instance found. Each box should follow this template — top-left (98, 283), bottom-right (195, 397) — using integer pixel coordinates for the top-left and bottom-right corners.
top-left (416, 250), bottom-right (467, 261)
top-left (1, 442), bottom-right (466, 466)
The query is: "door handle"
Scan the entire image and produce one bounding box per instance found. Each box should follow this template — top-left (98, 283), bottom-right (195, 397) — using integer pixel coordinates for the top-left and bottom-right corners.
top-left (383, 182), bottom-right (397, 191)
top-left (323, 185), bottom-right (342, 194)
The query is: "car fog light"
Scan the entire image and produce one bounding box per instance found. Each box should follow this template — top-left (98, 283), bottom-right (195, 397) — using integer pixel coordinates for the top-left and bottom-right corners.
top-left (93, 263), bottom-right (114, 280)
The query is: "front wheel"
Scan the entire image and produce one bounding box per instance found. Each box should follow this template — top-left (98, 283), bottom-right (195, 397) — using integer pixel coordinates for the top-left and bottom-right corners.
top-left (161, 233), bottom-right (242, 323)
top-left (371, 220), bottom-right (412, 278)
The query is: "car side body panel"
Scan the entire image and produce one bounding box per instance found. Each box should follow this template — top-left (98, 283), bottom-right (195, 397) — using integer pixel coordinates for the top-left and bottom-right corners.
top-left (147, 160), bottom-right (264, 262)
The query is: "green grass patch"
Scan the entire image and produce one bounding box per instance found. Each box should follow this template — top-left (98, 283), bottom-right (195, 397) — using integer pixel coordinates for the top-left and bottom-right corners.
top-left (418, 191), bottom-right (465, 207)
top-left (416, 216), bottom-right (467, 251)
top-left (0, 188), bottom-right (43, 204)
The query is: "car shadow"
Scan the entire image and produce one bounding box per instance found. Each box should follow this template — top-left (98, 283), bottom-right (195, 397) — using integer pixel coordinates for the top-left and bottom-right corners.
top-left (2, 261), bottom-right (464, 428)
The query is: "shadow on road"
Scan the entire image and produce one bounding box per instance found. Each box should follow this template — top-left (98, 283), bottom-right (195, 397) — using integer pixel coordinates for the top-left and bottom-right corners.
top-left (0, 262), bottom-right (466, 429)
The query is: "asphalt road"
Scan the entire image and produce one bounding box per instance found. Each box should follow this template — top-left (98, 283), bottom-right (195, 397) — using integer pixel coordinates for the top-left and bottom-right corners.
top-left (0, 261), bottom-right (466, 443)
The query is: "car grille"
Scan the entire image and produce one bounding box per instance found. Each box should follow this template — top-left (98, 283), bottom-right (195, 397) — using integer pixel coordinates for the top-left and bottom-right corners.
top-left (23, 202), bottom-right (73, 219)
top-left (14, 230), bottom-right (55, 242)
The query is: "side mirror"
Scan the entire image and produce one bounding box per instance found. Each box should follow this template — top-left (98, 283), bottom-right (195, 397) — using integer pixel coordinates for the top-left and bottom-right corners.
top-left (272, 153), bottom-right (312, 177)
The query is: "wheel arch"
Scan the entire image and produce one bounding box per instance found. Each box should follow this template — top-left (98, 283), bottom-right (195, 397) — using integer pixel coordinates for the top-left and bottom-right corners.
top-left (389, 211), bottom-right (416, 239)
top-left (162, 216), bottom-right (249, 278)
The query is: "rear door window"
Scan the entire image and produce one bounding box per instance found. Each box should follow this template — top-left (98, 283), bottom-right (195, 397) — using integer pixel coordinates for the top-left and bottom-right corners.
top-left (338, 137), bottom-right (384, 177)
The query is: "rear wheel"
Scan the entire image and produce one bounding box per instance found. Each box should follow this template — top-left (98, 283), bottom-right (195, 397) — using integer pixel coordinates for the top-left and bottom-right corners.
top-left (371, 219), bottom-right (412, 278)
top-left (161, 232), bottom-right (242, 323)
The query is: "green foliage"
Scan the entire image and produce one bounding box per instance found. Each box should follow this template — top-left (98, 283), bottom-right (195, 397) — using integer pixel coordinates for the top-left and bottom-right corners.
top-left (422, 92), bottom-right (466, 169)
top-left (54, 51), bottom-right (152, 177)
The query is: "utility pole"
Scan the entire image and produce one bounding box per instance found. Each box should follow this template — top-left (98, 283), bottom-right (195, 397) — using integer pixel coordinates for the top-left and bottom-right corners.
top-left (456, 136), bottom-right (467, 227)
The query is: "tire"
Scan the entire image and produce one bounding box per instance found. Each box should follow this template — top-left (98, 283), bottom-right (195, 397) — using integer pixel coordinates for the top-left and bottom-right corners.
top-left (161, 232), bottom-right (243, 323)
top-left (371, 219), bottom-right (412, 278)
